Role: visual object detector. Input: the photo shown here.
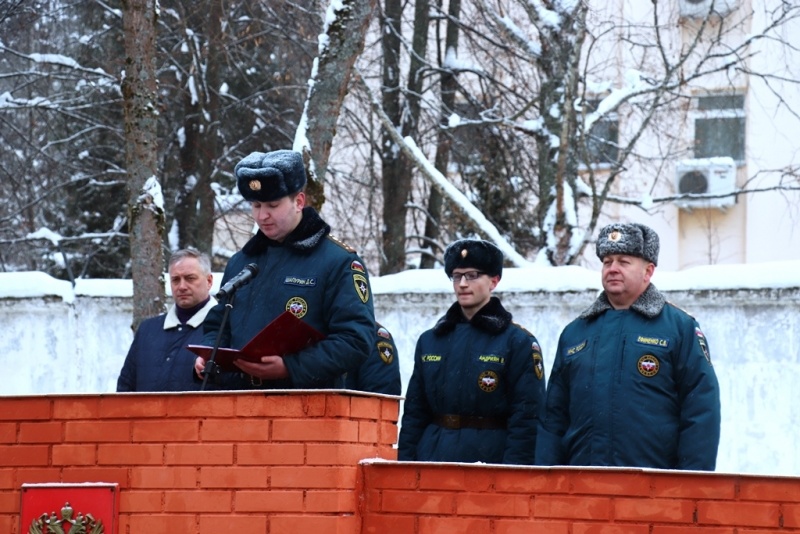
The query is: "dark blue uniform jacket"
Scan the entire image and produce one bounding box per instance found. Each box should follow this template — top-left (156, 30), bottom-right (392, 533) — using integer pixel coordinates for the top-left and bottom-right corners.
top-left (117, 299), bottom-right (217, 391)
top-left (398, 297), bottom-right (545, 464)
top-left (341, 322), bottom-right (401, 395)
top-left (202, 207), bottom-right (374, 389)
top-left (536, 284), bottom-right (721, 470)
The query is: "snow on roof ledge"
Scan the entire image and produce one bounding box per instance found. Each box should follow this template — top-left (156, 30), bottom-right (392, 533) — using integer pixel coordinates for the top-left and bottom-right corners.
top-left (0, 272), bottom-right (74, 301)
top-left (652, 261), bottom-right (800, 291)
top-left (1, 261), bottom-right (799, 301)
top-left (371, 261), bottom-right (800, 294)
top-left (74, 278), bottom-right (133, 298)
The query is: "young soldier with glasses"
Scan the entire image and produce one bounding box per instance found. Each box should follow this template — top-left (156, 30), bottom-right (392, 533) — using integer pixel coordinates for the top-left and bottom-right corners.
top-left (398, 239), bottom-right (545, 464)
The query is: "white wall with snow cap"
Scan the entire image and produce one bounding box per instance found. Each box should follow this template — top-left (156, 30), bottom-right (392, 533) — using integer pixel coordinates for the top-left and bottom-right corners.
top-left (1, 261), bottom-right (799, 476)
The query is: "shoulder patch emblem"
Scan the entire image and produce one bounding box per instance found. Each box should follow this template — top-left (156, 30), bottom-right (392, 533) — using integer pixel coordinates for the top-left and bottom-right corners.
top-left (328, 234), bottom-right (356, 253)
top-left (286, 297), bottom-right (308, 318)
top-left (696, 327), bottom-right (712, 364)
top-left (350, 260), bottom-right (365, 273)
top-left (377, 326), bottom-right (392, 339)
top-left (638, 354), bottom-right (660, 377)
top-left (377, 341), bottom-right (394, 364)
top-left (478, 370), bottom-right (499, 393)
top-left (533, 352), bottom-right (544, 380)
top-left (353, 274), bottom-right (370, 303)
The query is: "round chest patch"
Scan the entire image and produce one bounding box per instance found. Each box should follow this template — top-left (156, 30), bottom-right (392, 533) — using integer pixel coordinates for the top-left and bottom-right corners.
top-left (638, 354), bottom-right (660, 377)
top-left (286, 297), bottom-right (308, 318)
top-left (478, 370), bottom-right (499, 392)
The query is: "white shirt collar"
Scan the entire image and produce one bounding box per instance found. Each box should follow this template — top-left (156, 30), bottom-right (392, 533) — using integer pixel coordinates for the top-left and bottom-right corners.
top-left (162, 297), bottom-right (218, 330)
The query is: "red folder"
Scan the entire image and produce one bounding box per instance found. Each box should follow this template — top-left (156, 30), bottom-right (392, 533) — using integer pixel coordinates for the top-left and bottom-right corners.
top-left (187, 311), bottom-right (325, 372)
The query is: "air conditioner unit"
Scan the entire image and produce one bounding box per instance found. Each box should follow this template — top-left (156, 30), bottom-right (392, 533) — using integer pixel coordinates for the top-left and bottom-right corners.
top-left (675, 158), bottom-right (737, 210)
top-left (680, 0), bottom-right (738, 18)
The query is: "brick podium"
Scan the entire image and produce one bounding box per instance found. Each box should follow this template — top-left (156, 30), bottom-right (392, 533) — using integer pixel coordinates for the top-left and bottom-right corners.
top-left (0, 391), bottom-right (398, 533)
top-left (2, 391), bottom-right (800, 534)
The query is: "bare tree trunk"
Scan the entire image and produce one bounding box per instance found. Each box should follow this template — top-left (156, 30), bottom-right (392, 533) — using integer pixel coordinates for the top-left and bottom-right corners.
top-left (379, 0), bottom-right (404, 274)
top-left (121, 0), bottom-right (165, 331)
top-left (299, 0), bottom-right (376, 210)
top-left (420, 0), bottom-right (460, 269)
top-left (534, 4), bottom-right (587, 265)
top-left (174, 0), bottom-right (220, 256)
top-left (379, 0), bottom-right (430, 274)
top-left (551, 7), bottom-right (587, 265)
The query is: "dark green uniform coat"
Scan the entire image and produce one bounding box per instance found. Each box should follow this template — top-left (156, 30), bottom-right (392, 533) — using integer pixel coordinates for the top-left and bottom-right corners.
top-left (536, 284), bottom-right (721, 470)
top-left (202, 207), bottom-right (374, 389)
top-left (398, 297), bottom-right (545, 464)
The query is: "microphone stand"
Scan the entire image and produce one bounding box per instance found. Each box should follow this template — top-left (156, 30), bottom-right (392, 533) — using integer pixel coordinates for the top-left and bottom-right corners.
top-left (201, 291), bottom-right (235, 392)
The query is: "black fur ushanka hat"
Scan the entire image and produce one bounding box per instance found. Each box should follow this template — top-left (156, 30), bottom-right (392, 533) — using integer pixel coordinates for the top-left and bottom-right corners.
top-left (443, 239), bottom-right (504, 278)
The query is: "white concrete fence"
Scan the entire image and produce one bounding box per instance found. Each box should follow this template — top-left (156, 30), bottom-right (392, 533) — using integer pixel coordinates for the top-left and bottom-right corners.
top-left (1, 263), bottom-right (799, 476)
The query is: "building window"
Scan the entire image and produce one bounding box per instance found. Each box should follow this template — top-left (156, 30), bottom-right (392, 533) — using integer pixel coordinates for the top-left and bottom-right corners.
top-left (581, 98), bottom-right (619, 166)
top-left (694, 94), bottom-right (745, 161)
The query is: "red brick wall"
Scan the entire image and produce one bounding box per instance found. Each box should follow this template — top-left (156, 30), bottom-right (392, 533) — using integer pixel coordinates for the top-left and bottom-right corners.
top-left (359, 462), bottom-right (800, 534)
top-left (0, 392), bottom-right (398, 534)
top-left (3, 393), bottom-right (800, 534)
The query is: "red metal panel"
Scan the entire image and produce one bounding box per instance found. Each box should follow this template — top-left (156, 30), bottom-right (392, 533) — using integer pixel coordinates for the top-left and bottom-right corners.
top-left (20, 483), bottom-right (118, 534)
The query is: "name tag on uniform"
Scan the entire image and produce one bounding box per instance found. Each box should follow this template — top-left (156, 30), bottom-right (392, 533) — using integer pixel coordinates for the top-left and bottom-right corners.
top-left (636, 335), bottom-right (669, 348)
top-left (566, 340), bottom-right (587, 356)
top-left (284, 276), bottom-right (316, 287)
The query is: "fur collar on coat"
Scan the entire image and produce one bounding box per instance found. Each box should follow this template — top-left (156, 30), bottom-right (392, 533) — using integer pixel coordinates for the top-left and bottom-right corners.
top-left (579, 283), bottom-right (666, 320)
top-left (433, 296), bottom-right (512, 336)
top-left (241, 207), bottom-right (330, 256)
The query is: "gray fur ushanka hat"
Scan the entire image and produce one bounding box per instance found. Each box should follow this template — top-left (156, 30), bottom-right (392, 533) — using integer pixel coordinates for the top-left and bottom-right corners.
top-left (596, 223), bottom-right (660, 266)
top-left (235, 150), bottom-right (307, 202)
top-left (444, 239), bottom-right (504, 278)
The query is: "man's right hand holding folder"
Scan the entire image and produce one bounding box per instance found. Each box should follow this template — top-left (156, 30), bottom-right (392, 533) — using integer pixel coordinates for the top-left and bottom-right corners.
top-left (188, 310), bottom-right (326, 382)
top-left (194, 353), bottom-right (289, 381)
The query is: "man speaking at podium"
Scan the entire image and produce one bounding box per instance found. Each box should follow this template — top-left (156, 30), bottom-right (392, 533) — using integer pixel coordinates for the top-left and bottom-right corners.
top-left (195, 149), bottom-right (375, 389)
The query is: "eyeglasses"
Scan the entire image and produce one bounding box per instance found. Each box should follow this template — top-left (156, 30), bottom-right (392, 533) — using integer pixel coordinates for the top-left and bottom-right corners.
top-left (450, 271), bottom-right (485, 283)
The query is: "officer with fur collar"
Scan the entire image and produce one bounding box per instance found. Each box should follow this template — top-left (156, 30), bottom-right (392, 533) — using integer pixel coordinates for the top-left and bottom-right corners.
top-left (536, 223), bottom-right (721, 469)
top-left (398, 239), bottom-right (545, 464)
top-left (195, 150), bottom-right (375, 389)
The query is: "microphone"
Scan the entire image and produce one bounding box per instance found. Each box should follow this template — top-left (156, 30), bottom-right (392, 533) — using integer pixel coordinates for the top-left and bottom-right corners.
top-left (216, 263), bottom-right (259, 299)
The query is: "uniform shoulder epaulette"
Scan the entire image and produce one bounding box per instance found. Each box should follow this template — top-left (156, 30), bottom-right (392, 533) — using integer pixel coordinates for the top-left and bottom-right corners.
top-left (327, 234), bottom-right (357, 253)
top-left (511, 321), bottom-right (534, 336)
top-left (666, 300), bottom-right (696, 319)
